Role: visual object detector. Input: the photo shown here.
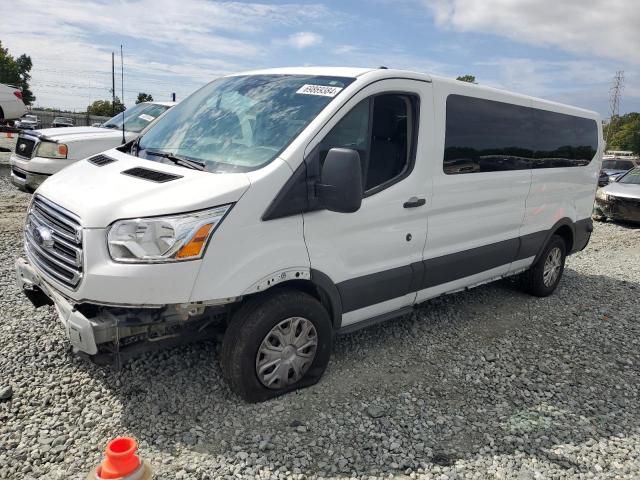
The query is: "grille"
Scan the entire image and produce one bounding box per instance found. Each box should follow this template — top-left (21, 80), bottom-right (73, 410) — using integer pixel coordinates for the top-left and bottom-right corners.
top-left (121, 167), bottom-right (182, 183)
top-left (25, 195), bottom-right (83, 289)
top-left (15, 137), bottom-right (36, 159)
top-left (614, 196), bottom-right (640, 208)
top-left (88, 154), bottom-right (116, 166)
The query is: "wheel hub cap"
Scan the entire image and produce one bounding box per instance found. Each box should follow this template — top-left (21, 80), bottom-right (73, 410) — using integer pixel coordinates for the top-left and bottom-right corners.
top-left (256, 317), bottom-right (318, 389)
top-left (543, 247), bottom-right (562, 287)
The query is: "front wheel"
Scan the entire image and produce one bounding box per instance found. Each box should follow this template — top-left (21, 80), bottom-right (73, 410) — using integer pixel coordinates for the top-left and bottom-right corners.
top-left (520, 234), bottom-right (567, 297)
top-left (220, 289), bottom-right (333, 402)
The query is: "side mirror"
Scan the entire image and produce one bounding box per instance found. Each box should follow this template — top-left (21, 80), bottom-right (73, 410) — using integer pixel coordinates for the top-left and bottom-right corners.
top-left (316, 148), bottom-right (363, 213)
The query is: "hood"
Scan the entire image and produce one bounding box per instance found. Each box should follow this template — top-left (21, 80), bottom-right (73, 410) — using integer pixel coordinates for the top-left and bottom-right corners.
top-left (603, 181), bottom-right (640, 200)
top-left (602, 168), bottom-right (629, 176)
top-left (31, 126), bottom-right (131, 143)
top-left (36, 149), bottom-right (251, 228)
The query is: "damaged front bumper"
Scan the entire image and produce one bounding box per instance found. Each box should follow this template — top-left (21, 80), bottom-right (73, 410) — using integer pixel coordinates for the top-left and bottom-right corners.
top-left (15, 257), bottom-right (230, 358)
top-left (595, 197), bottom-right (640, 223)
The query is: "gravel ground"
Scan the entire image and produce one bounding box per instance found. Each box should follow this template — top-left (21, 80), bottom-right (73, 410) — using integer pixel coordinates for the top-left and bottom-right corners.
top-left (0, 171), bottom-right (639, 480)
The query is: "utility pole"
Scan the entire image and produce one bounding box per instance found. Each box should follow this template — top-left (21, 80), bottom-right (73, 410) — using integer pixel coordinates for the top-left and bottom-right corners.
top-left (111, 51), bottom-right (116, 116)
top-left (606, 70), bottom-right (624, 146)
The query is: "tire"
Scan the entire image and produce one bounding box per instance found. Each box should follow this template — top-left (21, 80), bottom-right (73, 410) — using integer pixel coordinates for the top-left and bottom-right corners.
top-left (520, 234), bottom-right (567, 297)
top-left (220, 289), bottom-right (333, 402)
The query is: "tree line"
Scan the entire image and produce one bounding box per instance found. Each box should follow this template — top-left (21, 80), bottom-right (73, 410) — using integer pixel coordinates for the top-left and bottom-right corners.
top-left (605, 113), bottom-right (640, 154)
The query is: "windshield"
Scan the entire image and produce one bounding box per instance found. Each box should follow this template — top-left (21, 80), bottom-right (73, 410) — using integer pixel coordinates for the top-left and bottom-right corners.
top-left (618, 167), bottom-right (640, 185)
top-left (24, 115), bottom-right (36, 121)
top-left (602, 159), bottom-right (635, 170)
top-left (137, 74), bottom-right (354, 172)
top-left (102, 103), bottom-right (170, 133)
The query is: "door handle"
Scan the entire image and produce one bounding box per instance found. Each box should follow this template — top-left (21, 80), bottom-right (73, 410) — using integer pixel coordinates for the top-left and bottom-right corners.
top-left (403, 197), bottom-right (426, 208)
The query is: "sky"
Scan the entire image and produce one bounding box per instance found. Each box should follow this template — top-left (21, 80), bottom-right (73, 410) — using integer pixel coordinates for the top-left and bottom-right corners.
top-left (1, 0), bottom-right (639, 117)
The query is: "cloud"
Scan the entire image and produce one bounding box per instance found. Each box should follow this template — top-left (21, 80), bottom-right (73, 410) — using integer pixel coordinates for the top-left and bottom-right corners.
top-left (0, 0), bottom-right (336, 109)
top-left (286, 32), bottom-right (323, 49)
top-left (422, 0), bottom-right (640, 65)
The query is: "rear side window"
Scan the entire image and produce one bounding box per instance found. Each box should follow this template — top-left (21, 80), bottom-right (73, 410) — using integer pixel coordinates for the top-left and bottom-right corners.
top-left (319, 93), bottom-right (418, 193)
top-left (444, 94), bottom-right (598, 174)
top-left (444, 96), bottom-right (532, 173)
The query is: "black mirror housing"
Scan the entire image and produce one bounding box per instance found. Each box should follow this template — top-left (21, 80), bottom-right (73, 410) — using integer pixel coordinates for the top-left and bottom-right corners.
top-left (316, 148), bottom-right (363, 213)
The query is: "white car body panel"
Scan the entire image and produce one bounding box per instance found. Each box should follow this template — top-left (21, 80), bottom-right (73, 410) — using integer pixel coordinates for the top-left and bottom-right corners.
top-left (0, 83), bottom-right (26, 120)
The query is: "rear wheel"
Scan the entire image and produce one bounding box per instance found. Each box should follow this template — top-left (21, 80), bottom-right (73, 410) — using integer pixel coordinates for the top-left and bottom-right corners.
top-left (520, 234), bottom-right (567, 297)
top-left (220, 289), bottom-right (332, 402)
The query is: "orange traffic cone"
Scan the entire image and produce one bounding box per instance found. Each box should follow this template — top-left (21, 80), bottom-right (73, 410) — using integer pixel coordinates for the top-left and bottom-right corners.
top-left (87, 437), bottom-right (153, 480)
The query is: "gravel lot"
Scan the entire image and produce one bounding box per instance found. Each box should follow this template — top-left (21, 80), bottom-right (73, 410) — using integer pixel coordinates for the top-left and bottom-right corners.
top-left (0, 170), bottom-right (639, 480)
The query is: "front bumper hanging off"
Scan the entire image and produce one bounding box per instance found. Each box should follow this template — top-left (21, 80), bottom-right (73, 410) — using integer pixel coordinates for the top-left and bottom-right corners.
top-left (15, 257), bottom-right (229, 361)
top-left (16, 257), bottom-right (100, 354)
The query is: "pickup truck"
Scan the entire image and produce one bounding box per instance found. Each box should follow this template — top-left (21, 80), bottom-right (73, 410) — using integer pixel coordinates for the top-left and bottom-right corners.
top-left (10, 101), bottom-right (175, 190)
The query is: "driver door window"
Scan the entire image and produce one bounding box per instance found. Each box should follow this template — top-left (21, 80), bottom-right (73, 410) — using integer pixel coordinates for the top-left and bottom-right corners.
top-left (319, 93), bottom-right (417, 193)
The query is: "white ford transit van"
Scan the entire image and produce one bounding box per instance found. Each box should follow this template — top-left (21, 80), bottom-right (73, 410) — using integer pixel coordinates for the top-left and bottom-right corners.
top-left (15, 67), bottom-right (601, 402)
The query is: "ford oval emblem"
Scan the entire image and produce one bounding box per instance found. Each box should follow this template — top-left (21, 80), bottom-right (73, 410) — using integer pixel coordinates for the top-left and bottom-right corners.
top-left (34, 225), bottom-right (55, 249)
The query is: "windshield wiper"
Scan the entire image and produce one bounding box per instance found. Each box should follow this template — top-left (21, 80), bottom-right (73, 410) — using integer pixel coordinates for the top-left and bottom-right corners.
top-left (144, 149), bottom-right (206, 171)
top-left (102, 123), bottom-right (118, 129)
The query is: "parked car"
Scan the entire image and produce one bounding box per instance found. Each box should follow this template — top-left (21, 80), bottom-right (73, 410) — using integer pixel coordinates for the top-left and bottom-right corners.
top-left (598, 169), bottom-right (610, 187)
top-left (594, 167), bottom-right (640, 223)
top-left (52, 116), bottom-right (74, 128)
top-left (15, 114), bottom-right (41, 130)
top-left (600, 158), bottom-right (636, 185)
top-left (15, 67), bottom-right (601, 402)
top-left (10, 101), bottom-right (174, 191)
top-left (0, 83), bottom-right (26, 122)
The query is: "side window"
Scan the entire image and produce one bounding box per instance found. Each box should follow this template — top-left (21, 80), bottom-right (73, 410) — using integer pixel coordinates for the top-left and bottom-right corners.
top-left (319, 93), bottom-right (417, 193)
top-left (444, 94), bottom-right (599, 174)
top-left (444, 95), bottom-right (532, 174)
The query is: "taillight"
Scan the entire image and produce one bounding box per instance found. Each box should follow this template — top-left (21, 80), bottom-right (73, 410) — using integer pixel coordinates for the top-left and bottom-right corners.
top-left (13, 91), bottom-right (23, 100)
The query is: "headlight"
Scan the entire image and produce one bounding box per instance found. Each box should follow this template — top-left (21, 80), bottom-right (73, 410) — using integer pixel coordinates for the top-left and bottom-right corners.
top-left (37, 141), bottom-right (68, 159)
top-left (595, 189), bottom-right (607, 201)
top-left (107, 205), bottom-right (232, 263)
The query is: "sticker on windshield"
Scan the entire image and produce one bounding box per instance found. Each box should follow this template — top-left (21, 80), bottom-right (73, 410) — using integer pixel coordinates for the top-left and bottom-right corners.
top-left (296, 84), bottom-right (343, 97)
top-left (138, 113), bottom-right (156, 122)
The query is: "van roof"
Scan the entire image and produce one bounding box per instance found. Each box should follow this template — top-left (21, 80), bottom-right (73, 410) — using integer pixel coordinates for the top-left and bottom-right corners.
top-left (228, 66), bottom-right (599, 118)
top-left (231, 66), bottom-right (376, 78)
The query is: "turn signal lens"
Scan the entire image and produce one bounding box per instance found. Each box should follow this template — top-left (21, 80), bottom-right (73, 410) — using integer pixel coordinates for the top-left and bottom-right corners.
top-left (176, 224), bottom-right (214, 258)
top-left (58, 144), bottom-right (68, 156)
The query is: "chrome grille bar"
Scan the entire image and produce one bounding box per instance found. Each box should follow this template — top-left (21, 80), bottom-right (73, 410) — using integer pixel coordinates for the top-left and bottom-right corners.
top-left (25, 195), bottom-right (83, 289)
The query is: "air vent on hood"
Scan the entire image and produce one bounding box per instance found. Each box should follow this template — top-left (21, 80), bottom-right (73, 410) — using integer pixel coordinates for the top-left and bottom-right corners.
top-left (121, 167), bottom-right (183, 183)
top-left (88, 154), bottom-right (116, 166)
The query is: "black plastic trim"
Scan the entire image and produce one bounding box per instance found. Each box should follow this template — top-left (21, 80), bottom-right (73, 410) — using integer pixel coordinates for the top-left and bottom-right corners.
top-left (310, 269), bottom-right (343, 329)
top-left (262, 162), bottom-right (309, 220)
top-left (572, 217), bottom-right (593, 253)
top-left (421, 238), bottom-right (519, 289)
top-left (121, 167), bottom-right (183, 183)
top-left (337, 265), bottom-right (414, 313)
